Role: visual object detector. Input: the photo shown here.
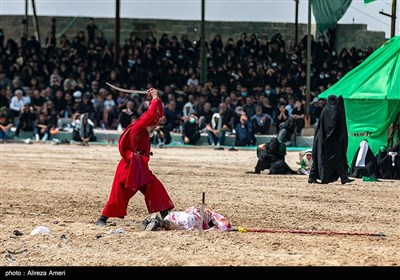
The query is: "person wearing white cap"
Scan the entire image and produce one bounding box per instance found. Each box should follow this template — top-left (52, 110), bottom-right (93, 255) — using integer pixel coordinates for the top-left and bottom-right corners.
top-left (297, 149), bottom-right (313, 175)
top-left (72, 90), bottom-right (82, 103)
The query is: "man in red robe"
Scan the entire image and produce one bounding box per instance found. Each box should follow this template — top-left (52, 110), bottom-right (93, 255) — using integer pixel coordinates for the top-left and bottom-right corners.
top-left (95, 88), bottom-right (174, 226)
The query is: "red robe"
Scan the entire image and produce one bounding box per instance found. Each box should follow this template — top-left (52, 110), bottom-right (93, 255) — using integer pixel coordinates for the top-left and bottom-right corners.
top-left (101, 98), bottom-right (174, 218)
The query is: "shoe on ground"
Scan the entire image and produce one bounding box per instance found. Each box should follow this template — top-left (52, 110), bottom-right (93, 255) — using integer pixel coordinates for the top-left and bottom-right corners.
top-left (95, 219), bottom-right (106, 227)
top-left (136, 218), bottom-right (150, 230)
top-left (12, 229), bottom-right (23, 236)
top-left (260, 169), bottom-right (270, 175)
top-left (245, 171), bottom-right (259, 174)
top-left (308, 178), bottom-right (319, 184)
top-left (145, 218), bottom-right (161, 231)
top-left (341, 178), bottom-right (355, 185)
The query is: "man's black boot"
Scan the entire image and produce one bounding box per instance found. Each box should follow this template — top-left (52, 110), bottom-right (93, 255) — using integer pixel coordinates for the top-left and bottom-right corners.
top-left (160, 210), bottom-right (169, 219)
top-left (95, 215), bottom-right (108, 226)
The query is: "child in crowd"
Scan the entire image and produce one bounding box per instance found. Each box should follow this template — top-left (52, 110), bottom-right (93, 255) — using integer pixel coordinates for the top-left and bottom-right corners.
top-left (297, 149), bottom-right (313, 175)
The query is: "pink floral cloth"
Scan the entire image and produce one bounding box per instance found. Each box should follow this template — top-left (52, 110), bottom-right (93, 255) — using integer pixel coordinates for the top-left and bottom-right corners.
top-left (165, 207), bottom-right (231, 231)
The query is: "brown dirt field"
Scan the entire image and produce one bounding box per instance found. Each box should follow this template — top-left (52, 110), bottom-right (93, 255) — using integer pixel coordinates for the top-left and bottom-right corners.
top-left (0, 143), bottom-right (399, 266)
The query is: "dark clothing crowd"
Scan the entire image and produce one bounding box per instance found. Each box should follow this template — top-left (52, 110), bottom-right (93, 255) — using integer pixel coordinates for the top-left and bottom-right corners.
top-left (0, 19), bottom-right (375, 145)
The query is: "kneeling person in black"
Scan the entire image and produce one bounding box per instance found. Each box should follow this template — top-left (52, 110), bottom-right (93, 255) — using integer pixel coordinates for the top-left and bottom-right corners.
top-left (251, 137), bottom-right (296, 174)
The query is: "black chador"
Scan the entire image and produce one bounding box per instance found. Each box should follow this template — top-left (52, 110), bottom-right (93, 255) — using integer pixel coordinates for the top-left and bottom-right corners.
top-left (253, 138), bottom-right (296, 175)
top-left (350, 140), bottom-right (379, 178)
top-left (308, 95), bottom-right (353, 184)
top-left (376, 142), bottom-right (400, 179)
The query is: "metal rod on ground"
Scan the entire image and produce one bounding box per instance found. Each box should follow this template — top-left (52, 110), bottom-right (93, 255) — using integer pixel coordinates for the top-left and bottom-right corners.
top-left (199, 192), bottom-right (206, 235)
top-left (232, 226), bottom-right (385, 237)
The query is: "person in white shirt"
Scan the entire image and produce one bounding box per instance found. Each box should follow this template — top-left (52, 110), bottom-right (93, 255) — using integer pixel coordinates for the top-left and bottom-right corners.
top-left (9, 89), bottom-right (27, 125)
top-left (187, 74), bottom-right (199, 86)
top-left (103, 93), bottom-right (116, 129)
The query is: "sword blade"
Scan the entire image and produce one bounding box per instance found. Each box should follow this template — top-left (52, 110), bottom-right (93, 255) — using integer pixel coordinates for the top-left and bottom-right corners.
top-left (199, 192), bottom-right (205, 235)
top-left (106, 82), bottom-right (148, 95)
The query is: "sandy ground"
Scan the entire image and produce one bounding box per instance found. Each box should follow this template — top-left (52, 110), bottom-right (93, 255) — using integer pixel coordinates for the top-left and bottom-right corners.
top-left (0, 143), bottom-right (399, 267)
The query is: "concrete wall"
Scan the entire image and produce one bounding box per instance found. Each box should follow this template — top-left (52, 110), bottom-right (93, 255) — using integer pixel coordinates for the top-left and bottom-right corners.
top-left (12, 129), bottom-right (314, 148)
top-left (0, 16), bottom-right (386, 51)
top-left (335, 24), bottom-right (386, 51)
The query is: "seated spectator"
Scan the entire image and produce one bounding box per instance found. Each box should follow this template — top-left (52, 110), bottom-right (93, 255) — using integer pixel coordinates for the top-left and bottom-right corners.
top-left (198, 102), bottom-right (213, 131)
top-left (234, 114), bottom-right (253, 147)
top-left (153, 116), bottom-right (171, 147)
top-left (30, 89), bottom-right (46, 112)
top-left (118, 100), bottom-right (137, 129)
top-left (15, 104), bottom-right (36, 138)
top-left (207, 113), bottom-right (224, 149)
top-left (230, 106), bottom-right (244, 134)
top-left (350, 140), bottom-right (379, 178)
top-left (9, 89), bottom-right (27, 126)
top-left (376, 142), bottom-right (400, 179)
top-left (71, 112), bottom-right (81, 141)
top-left (291, 99), bottom-right (305, 135)
top-left (78, 93), bottom-right (96, 125)
top-left (277, 117), bottom-right (296, 146)
top-left (182, 100), bottom-right (195, 121)
top-left (34, 112), bottom-right (50, 141)
top-left (297, 149), bottom-right (313, 175)
top-left (0, 112), bottom-right (13, 143)
top-left (275, 103), bottom-right (289, 134)
top-left (251, 104), bottom-right (272, 135)
top-left (182, 113), bottom-right (201, 145)
top-left (164, 100), bottom-right (182, 133)
top-left (43, 100), bottom-right (59, 138)
top-left (73, 113), bottom-right (96, 145)
top-left (187, 73), bottom-right (199, 87)
top-left (103, 92), bottom-right (116, 129)
top-left (242, 95), bottom-right (256, 118)
top-left (309, 97), bottom-right (322, 126)
top-left (290, 100), bottom-right (305, 136)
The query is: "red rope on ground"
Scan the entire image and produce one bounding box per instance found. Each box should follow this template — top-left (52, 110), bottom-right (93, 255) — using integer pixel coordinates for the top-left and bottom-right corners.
top-left (233, 226), bottom-right (385, 237)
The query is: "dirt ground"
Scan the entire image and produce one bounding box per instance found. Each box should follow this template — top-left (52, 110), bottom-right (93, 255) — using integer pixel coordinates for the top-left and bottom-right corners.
top-left (0, 143), bottom-right (399, 267)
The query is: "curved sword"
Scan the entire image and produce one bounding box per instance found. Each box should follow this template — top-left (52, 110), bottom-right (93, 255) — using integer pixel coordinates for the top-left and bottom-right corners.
top-left (106, 82), bottom-right (149, 95)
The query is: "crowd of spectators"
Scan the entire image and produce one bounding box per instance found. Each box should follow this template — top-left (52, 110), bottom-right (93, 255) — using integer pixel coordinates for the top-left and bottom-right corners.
top-left (0, 17), bottom-right (375, 146)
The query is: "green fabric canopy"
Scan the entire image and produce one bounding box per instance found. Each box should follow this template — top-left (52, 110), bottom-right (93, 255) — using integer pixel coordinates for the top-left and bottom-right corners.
top-left (319, 36), bottom-right (400, 165)
top-left (312, 0), bottom-right (378, 32)
top-left (312, 0), bottom-right (353, 32)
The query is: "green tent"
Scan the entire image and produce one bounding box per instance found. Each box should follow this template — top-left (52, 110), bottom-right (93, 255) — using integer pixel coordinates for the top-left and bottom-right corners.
top-left (319, 35), bottom-right (400, 165)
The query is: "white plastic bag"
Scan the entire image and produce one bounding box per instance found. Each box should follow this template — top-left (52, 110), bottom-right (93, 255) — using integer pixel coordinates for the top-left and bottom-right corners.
top-left (30, 226), bottom-right (51, 235)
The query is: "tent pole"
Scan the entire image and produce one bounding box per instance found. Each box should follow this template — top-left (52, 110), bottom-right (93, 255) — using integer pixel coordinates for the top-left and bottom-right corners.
top-left (294, 0), bottom-right (299, 46)
top-left (379, 0), bottom-right (397, 38)
top-left (114, 0), bottom-right (120, 64)
top-left (391, 0), bottom-right (397, 37)
top-left (31, 0), bottom-right (40, 45)
top-left (305, 0), bottom-right (312, 128)
top-left (200, 0), bottom-right (207, 84)
top-left (25, 0), bottom-right (29, 37)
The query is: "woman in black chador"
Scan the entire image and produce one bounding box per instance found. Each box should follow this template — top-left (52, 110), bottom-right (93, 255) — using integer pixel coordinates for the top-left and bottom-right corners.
top-left (308, 95), bottom-right (354, 184)
top-left (350, 140), bottom-right (379, 178)
top-left (376, 142), bottom-right (400, 179)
